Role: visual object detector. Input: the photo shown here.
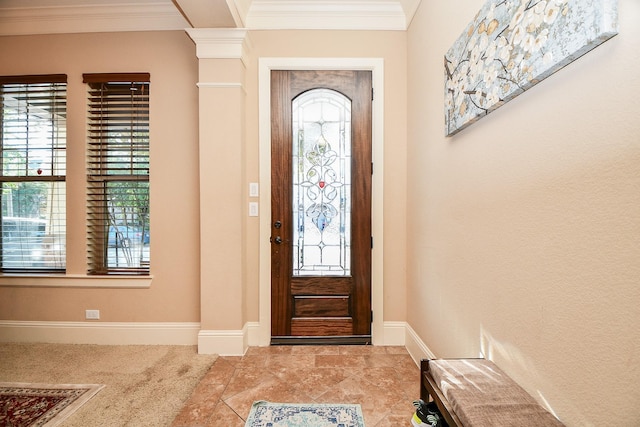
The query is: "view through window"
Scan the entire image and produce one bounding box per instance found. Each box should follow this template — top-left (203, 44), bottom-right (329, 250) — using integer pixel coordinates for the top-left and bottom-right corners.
top-left (84, 73), bottom-right (150, 275)
top-left (0, 75), bottom-right (67, 272)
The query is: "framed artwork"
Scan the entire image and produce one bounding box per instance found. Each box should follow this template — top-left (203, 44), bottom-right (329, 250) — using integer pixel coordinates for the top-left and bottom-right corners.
top-left (445, 0), bottom-right (618, 136)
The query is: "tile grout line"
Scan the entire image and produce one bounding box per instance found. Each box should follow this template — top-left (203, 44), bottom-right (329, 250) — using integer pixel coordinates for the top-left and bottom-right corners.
top-left (218, 359), bottom-right (246, 423)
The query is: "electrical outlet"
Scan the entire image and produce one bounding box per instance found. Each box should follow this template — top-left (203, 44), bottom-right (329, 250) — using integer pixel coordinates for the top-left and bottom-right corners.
top-left (85, 309), bottom-right (100, 320)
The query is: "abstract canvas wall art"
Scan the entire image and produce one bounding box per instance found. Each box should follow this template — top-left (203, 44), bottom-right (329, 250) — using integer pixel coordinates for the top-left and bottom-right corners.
top-left (445, 0), bottom-right (618, 136)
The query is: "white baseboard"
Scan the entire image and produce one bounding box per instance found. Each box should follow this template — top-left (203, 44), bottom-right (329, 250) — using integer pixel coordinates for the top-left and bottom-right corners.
top-left (382, 321), bottom-right (407, 346)
top-left (198, 328), bottom-right (247, 355)
top-left (242, 320), bottom-right (412, 349)
top-left (404, 322), bottom-right (436, 364)
top-left (0, 319), bottom-right (436, 361)
top-left (245, 321), bottom-right (261, 347)
top-left (233, 320), bottom-right (436, 362)
top-left (0, 320), bottom-right (200, 345)
top-left (382, 321), bottom-right (436, 365)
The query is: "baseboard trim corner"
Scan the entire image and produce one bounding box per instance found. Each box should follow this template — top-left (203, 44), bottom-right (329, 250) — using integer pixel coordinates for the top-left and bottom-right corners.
top-left (405, 323), bottom-right (436, 364)
top-left (198, 328), bottom-right (246, 356)
top-left (194, 320), bottom-right (435, 360)
top-left (245, 321), bottom-right (261, 348)
top-left (382, 321), bottom-right (407, 346)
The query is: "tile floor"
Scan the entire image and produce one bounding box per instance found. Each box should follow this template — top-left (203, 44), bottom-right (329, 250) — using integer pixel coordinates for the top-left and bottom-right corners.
top-left (172, 345), bottom-right (420, 426)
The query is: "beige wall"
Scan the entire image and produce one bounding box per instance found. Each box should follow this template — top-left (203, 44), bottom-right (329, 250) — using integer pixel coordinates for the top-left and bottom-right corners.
top-left (0, 32), bottom-right (202, 323)
top-left (0, 29), bottom-right (409, 339)
top-left (244, 30), bottom-right (408, 324)
top-left (406, 1), bottom-right (640, 425)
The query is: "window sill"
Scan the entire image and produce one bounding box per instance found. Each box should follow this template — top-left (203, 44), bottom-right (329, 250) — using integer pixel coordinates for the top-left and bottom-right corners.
top-left (0, 274), bottom-right (153, 289)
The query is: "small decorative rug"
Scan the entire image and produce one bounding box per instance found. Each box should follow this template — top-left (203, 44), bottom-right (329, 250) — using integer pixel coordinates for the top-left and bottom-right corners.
top-left (245, 401), bottom-right (365, 427)
top-left (0, 382), bottom-right (104, 427)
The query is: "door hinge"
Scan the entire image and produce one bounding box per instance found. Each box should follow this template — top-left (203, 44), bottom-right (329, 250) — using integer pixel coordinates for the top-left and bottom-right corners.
top-left (371, 310), bottom-right (374, 322)
top-left (371, 162), bottom-right (374, 175)
top-left (371, 236), bottom-right (374, 249)
top-left (371, 87), bottom-right (374, 101)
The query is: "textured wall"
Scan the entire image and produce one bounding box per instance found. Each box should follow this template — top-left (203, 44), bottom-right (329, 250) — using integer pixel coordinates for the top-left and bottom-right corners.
top-left (407, 0), bottom-right (640, 425)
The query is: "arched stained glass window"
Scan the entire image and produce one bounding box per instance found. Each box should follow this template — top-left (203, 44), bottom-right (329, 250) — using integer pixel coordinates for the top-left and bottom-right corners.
top-left (292, 89), bottom-right (351, 277)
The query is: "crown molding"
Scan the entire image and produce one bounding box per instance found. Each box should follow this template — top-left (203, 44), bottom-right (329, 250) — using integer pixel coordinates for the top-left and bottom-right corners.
top-left (0, 0), bottom-right (421, 36)
top-left (0, 2), bottom-right (188, 36)
top-left (185, 28), bottom-right (251, 64)
top-left (399, 0), bottom-right (421, 27)
top-left (227, 0), bottom-right (251, 28)
top-left (246, 0), bottom-right (407, 30)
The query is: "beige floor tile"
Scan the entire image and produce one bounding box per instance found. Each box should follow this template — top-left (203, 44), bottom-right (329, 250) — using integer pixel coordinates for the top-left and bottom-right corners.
top-left (223, 376), bottom-right (312, 418)
top-left (245, 346), bottom-right (293, 356)
top-left (172, 346), bottom-right (419, 426)
top-left (221, 368), bottom-right (280, 400)
top-left (289, 345), bottom-right (341, 355)
top-left (204, 401), bottom-right (246, 426)
top-left (171, 394), bottom-right (219, 426)
top-left (265, 353), bottom-right (315, 370)
top-left (271, 367), bottom-right (352, 400)
top-left (315, 354), bottom-right (367, 368)
top-left (338, 345), bottom-right (388, 355)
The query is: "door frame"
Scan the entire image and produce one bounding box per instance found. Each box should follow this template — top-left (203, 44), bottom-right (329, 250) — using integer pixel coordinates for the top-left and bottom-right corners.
top-left (258, 57), bottom-right (384, 346)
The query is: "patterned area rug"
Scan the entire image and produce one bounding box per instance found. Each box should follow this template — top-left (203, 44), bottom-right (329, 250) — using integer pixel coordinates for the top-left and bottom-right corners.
top-left (0, 382), bottom-right (104, 427)
top-left (245, 401), bottom-right (365, 427)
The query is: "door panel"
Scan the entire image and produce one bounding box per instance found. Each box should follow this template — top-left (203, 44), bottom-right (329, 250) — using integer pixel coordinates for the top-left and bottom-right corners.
top-left (271, 70), bottom-right (372, 344)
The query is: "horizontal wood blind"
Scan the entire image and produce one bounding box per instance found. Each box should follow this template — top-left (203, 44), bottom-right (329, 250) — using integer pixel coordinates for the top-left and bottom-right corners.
top-left (0, 74), bottom-right (67, 272)
top-left (1, 76), bottom-right (67, 178)
top-left (84, 73), bottom-right (150, 275)
top-left (0, 74), bottom-right (67, 85)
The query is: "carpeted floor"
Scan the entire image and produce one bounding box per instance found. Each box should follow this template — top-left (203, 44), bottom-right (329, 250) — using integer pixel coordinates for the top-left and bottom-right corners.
top-left (0, 343), bottom-right (217, 427)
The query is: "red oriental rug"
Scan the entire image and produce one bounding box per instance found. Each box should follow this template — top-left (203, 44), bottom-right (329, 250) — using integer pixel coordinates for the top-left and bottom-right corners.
top-left (0, 382), bottom-right (104, 427)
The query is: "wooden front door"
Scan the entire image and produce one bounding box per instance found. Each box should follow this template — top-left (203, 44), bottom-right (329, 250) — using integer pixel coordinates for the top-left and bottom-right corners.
top-left (270, 70), bottom-right (372, 344)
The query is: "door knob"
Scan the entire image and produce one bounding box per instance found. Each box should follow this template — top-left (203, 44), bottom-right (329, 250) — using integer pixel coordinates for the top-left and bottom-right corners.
top-left (274, 221), bottom-right (282, 229)
top-left (273, 236), bottom-right (283, 244)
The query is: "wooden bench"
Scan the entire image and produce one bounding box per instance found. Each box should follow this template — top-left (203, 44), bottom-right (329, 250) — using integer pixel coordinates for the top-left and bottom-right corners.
top-left (420, 359), bottom-right (565, 426)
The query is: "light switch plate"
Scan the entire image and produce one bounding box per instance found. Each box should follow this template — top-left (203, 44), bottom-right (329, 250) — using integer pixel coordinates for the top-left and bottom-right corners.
top-left (249, 182), bottom-right (259, 198)
top-left (249, 202), bottom-right (259, 217)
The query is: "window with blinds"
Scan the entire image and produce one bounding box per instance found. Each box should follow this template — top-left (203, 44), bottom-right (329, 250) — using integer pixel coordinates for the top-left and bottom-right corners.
top-left (84, 73), bottom-right (150, 275)
top-left (0, 75), bottom-right (67, 273)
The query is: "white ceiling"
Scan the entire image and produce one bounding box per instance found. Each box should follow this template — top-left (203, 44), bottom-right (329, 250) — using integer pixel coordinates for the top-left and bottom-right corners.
top-left (0, 0), bottom-right (422, 36)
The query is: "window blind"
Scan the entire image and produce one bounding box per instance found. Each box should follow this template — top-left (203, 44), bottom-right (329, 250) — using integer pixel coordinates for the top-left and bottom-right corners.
top-left (84, 73), bottom-right (150, 275)
top-left (0, 74), bottom-right (67, 272)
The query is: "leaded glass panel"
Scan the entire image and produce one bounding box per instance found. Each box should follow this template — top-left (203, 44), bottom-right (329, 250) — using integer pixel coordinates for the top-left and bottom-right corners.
top-left (292, 89), bottom-right (351, 276)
